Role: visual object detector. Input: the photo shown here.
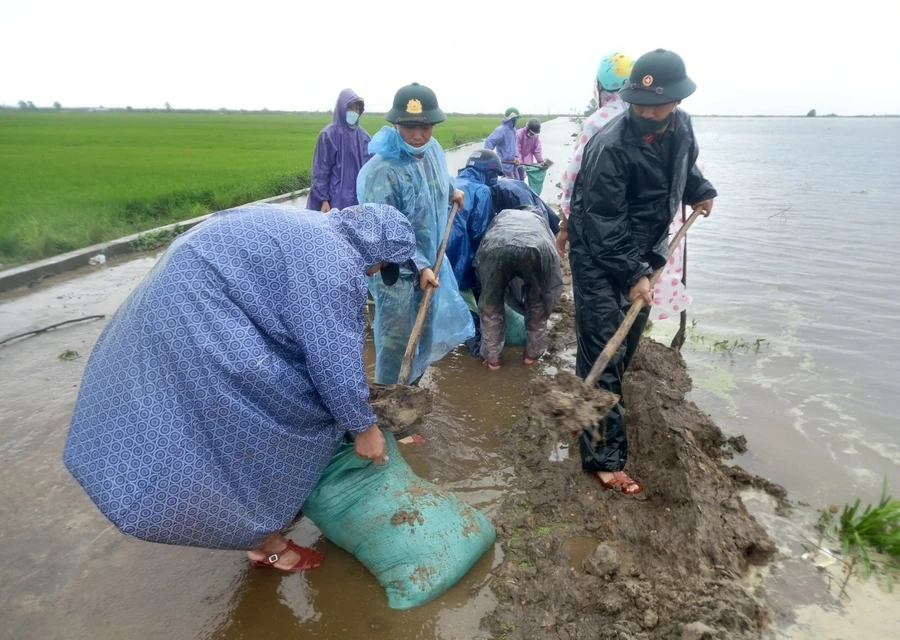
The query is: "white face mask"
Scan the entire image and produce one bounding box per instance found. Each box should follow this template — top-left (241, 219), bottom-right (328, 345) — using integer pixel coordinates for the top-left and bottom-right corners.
top-left (346, 111), bottom-right (360, 126)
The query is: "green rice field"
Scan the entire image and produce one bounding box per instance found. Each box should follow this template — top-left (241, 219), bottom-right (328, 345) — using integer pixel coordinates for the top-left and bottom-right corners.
top-left (0, 110), bottom-right (506, 267)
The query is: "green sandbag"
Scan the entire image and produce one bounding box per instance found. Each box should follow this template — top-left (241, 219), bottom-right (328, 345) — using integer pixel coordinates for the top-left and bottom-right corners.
top-left (302, 431), bottom-right (496, 610)
top-left (459, 288), bottom-right (527, 346)
top-left (524, 165), bottom-right (548, 196)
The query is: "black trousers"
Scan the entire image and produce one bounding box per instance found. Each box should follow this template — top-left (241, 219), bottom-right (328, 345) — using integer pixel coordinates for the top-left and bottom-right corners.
top-left (572, 271), bottom-right (650, 472)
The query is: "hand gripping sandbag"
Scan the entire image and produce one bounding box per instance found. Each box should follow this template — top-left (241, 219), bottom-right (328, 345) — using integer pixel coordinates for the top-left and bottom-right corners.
top-left (301, 431), bottom-right (496, 609)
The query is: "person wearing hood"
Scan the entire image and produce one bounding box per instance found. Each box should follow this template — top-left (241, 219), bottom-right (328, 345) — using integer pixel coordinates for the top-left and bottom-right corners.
top-left (447, 149), bottom-right (559, 295)
top-left (569, 49), bottom-right (717, 496)
top-left (446, 149), bottom-right (538, 360)
top-left (63, 203), bottom-right (417, 570)
top-left (516, 118), bottom-right (544, 166)
top-left (484, 108), bottom-right (521, 179)
top-left (357, 83), bottom-right (473, 385)
top-left (308, 89), bottom-right (373, 212)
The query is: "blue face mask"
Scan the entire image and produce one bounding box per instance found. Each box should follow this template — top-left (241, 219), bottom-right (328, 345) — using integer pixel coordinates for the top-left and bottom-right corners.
top-left (346, 111), bottom-right (360, 127)
top-left (398, 130), bottom-right (436, 155)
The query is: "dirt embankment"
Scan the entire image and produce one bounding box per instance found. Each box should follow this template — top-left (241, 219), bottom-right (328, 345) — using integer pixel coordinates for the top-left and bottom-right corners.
top-left (483, 272), bottom-right (785, 639)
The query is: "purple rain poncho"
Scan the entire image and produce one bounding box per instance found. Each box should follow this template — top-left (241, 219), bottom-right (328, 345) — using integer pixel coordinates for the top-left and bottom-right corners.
top-left (308, 89), bottom-right (373, 211)
top-left (62, 203), bottom-right (416, 550)
top-left (484, 117), bottom-right (520, 178)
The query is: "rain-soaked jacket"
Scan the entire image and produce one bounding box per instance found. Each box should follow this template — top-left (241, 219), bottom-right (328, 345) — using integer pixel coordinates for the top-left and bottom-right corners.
top-left (570, 109), bottom-right (716, 289)
top-left (491, 179), bottom-right (560, 235)
top-left (569, 109), bottom-right (716, 472)
top-left (484, 118), bottom-right (519, 178)
top-left (358, 127), bottom-right (475, 384)
top-left (63, 203), bottom-right (417, 550)
top-left (308, 89), bottom-right (373, 211)
top-left (516, 126), bottom-right (544, 165)
top-left (446, 166), bottom-right (495, 291)
top-left (474, 208), bottom-right (562, 366)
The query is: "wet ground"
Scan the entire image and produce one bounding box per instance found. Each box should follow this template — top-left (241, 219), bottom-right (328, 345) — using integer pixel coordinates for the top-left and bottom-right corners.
top-left (3, 117), bottom-right (898, 639)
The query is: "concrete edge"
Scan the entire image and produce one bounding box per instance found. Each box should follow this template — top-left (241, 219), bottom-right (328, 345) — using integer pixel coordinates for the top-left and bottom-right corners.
top-left (0, 189), bottom-right (308, 294)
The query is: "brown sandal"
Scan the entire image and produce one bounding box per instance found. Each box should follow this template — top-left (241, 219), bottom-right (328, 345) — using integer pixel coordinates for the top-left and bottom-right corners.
top-left (594, 471), bottom-right (643, 496)
top-left (251, 539), bottom-right (324, 572)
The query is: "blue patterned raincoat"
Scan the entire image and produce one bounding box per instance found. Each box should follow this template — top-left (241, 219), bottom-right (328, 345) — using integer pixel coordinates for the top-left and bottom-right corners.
top-left (63, 203), bottom-right (416, 550)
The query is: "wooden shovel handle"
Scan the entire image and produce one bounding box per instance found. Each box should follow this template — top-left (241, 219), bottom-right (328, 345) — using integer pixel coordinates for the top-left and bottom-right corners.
top-left (397, 203), bottom-right (460, 385)
top-left (584, 208), bottom-right (703, 388)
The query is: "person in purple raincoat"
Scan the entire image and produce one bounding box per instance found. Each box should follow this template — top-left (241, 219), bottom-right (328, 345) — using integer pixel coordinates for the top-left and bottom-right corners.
top-left (484, 107), bottom-right (521, 179)
top-left (308, 89), bottom-right (373, 212)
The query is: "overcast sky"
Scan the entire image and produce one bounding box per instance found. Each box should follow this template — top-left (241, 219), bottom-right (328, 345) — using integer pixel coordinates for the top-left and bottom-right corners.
top-left (1, 0), bottom-right (896, 116)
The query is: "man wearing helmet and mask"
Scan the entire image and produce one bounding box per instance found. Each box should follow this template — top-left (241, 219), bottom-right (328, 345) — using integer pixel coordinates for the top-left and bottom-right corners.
top-left (515, 118), bottom-right (548, 186)
top-left (558, 52), bottom-right (634, 256)
top-left (485, 107), bottom-right (522, 179)
top-left (357, 83), bottom-right (473, 386)
top-left (569, 49), bottom-right (717, 496)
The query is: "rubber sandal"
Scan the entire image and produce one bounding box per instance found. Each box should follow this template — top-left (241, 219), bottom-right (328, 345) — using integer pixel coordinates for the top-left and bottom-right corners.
top-left (398, 434), bottom-right (427, 445)
top-left (251, 539), bottom-right (324, 572)
top-left (594, 471), bottom-right (643, 496)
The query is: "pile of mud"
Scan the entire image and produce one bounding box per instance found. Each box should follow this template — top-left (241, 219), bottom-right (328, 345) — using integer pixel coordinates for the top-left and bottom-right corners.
top-left (485, 316), bottom-right (783, 638)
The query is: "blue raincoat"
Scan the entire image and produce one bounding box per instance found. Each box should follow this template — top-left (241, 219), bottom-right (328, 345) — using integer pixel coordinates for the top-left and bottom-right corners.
top-left (446, 166), bottom-right (495, 291)
top-left (484, 118), bottom-right (519, 178)
top-left (491, 179), bottom-right (561, 235)
top-left (357, 127), bottom-right (475, 384)
top-left (63, 203), bottom-right (416, 550)
top-left (308, 89), bottom-right (373, 211)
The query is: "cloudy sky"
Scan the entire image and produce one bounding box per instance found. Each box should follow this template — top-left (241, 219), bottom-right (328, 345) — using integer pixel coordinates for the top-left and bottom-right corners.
top-left (1, 0), bottom-right (895, 116)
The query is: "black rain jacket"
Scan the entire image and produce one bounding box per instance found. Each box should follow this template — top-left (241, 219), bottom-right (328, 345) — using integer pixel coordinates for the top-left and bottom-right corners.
top-left (569, 109), bottom-right (717, 289)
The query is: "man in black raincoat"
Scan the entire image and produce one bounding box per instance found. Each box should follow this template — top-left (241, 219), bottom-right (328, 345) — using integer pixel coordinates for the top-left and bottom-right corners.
top-left (569, 49), bottom-right (717, 495)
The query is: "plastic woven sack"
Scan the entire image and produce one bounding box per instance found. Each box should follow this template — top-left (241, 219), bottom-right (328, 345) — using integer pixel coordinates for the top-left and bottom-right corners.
top-left (524, 165), bottom-right (548, 195)
top-left (302, 431), bottom-right (496, 609)
top-left (459, 288), bottom-right (527, 347)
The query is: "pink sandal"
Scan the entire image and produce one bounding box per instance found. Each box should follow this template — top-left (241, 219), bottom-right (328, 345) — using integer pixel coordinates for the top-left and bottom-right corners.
top-left (251, 539), bottom-right (324, 572)
top-left (594, 471), bottom-right (643, 496)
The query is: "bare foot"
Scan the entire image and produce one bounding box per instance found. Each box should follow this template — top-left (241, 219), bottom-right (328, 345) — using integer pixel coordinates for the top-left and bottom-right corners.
top-left (523, 357), bottom-right (537, 365)
top-left (483, 361), bottom-right (501, 371)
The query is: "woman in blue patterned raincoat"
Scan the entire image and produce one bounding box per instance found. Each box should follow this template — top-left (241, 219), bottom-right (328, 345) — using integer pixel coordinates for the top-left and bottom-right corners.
top-left (63, 203), bottom-right (417, 571)
top-left (358, 83), bottom-right (474, 385)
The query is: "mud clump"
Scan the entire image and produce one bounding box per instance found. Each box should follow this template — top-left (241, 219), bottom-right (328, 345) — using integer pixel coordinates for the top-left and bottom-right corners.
top-left (528, 372), bottom-right (619, 437)
top-left (485, 339), bottom-right (778, 639)
top-left (390, 509), bottom-right (424, 526)
top-left (368, 384), bottom-right (433, 434)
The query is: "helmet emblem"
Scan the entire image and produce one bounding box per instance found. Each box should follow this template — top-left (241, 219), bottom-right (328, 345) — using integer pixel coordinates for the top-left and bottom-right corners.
top-left (406, 99), bottom-right (423, 115)
top-left (642, 75), bottom-right (654, 87)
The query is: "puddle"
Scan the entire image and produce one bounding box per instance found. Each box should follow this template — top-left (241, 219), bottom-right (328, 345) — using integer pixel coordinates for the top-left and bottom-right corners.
top-left (559, 536), bottom-right (598, 573)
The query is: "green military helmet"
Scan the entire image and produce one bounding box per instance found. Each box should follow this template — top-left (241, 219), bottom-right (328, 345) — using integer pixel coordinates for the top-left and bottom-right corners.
top-left (619, 49), bottom-right (697, 106)
top-left (386, 82), bottom-right (447, 125)
top-left (505, 107), bottom-right (520, 118)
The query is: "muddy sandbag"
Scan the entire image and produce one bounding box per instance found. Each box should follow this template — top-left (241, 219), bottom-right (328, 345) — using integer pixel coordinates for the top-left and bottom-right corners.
top-left (301, 431), bottom-right (496, 610)
top-left (460, 288), bottom-right (527, 348)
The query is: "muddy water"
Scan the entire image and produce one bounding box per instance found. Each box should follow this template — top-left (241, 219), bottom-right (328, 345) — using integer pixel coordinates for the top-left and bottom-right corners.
top-left (217, 348), bottom-right (534, 640)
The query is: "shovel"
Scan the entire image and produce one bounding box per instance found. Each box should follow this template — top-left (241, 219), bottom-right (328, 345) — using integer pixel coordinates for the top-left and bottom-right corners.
top-left (398, 202), bottom-right (460, 384)
top-left (368, 203), bottom-right (460, 433)
top-left (529, 208), bottom-right (704, 434)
